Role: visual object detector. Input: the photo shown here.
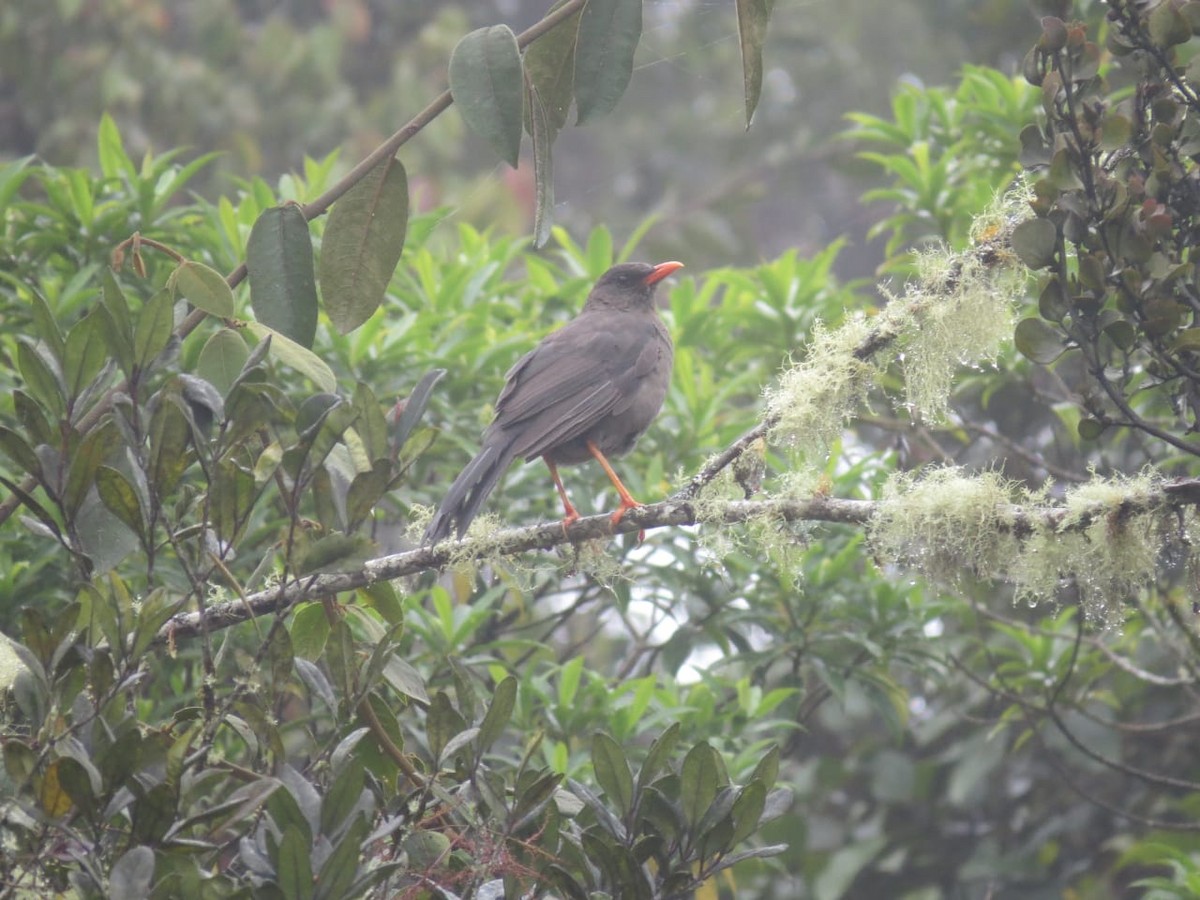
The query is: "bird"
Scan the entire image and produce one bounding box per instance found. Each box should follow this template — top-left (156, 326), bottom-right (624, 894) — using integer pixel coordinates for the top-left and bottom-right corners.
top-left (423, 260), bottom-right (684, 544)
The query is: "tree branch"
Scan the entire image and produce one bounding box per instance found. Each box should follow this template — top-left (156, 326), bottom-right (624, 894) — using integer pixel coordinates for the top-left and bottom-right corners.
top-left (158, 476), bottom-right (1200, 643)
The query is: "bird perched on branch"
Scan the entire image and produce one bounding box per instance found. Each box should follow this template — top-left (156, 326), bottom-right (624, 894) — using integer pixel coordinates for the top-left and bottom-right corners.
top-left (423, 260), bottom-right (683, 544)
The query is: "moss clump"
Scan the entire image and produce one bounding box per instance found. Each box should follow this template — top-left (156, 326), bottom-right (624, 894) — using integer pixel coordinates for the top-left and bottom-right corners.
top-left (870, 467), bottom-right (1019, 586)
top-left (1011, 471), bottom-right (1165, 628)
top-left (765, 315), bottom-right (877, 463)
top-left (871, 466), bottom-right (1185, 627)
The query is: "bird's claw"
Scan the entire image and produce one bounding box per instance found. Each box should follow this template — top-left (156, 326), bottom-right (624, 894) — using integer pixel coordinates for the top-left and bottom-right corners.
top-left (610, 502), bottom-right (646, 543)
top-left (560, 510), bottom-right (580, 538)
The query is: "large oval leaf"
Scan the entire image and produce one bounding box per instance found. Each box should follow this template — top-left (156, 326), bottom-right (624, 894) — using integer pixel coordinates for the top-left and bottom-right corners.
top-left (246, 206), bottom-right (319, 348)
top-left (196, 328), bottom-right (250, 397)
top-left (1014, 317), bottom-right (1066, 365)
top-left (528, 83), bottom-right (556, 249)
top-left (736, 0), bottom-right (772, 129)
top-left (574, 0), bottom-right (642, 124)
top-left (169, 260), bottom-right (235, 318)
top-left (244, 322), bottom-right (337, 392)
top-left (319, 157), bottom-right (408, 335)
top-left (449, 26), bottom-right (524, 168)
top-left (523, 4), bottom-right (581, 131)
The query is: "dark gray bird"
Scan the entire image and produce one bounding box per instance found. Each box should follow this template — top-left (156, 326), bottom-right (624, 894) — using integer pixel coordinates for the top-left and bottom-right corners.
top-left (423, 260), bottom-right (683, 544)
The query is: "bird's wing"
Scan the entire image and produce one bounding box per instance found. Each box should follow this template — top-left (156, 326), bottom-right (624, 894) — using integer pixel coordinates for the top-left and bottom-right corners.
top-left (490, 313), bottom-right (663, 459)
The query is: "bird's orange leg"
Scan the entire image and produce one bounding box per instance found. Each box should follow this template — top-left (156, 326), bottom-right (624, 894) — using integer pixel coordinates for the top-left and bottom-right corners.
top-left (544, 458), bottom-right (581, 535)
top-left (586, 440), bottom-right (646, 541)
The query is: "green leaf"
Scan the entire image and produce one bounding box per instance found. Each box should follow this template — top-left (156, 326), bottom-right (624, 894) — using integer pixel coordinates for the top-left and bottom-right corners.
top-left (350, 382), bottom-right (389, 462)
top-left (131, 782), bottom-right (176, 845)
top-left (523, 4), bottom-right (580, 131)
top-left (1150, 0), bottom-right (1193, 46)
top-left (63, 308), bottom-right (110, 401)
top-left (427, 692), bottom-right (466, 761)
top-left (56, 756), bottom-right (99, 813)
top-left (133, 288), bottom-right (177, 369)
top-left (680, 741), bottom-right (720, 828)
top-left (17, 340), bottom-right (65, 419)
top-left (729, 781), bottom-right (766, 848)
top-left (315, 817), bottom-right (366, 900)
top-left (97, 113), bottom-right (136, 180)
top-left (63, 418), bottom-right (121, 519)
top-left (636, 722), bottom-right (681, 791)
top-left (750, 743), bottom-right (780, 791)
top-left (0, 155), bottom-right (35, 217)
top-left (736, 0), bottom-right (772, 129)
top-left (210, 457), bottom-right (256, 544)
top-left (196, 328), bottom-right (250, 397)
top-left (95, 465), bottom-right (145, 540)
top-left (320, 759), bottom-right (365, 838)
top-left (592, 732), bottom-right (634, 818)
top-left (449, 26), bottom-right (525, 167)
top-left (1014, 317), bottom-right (1066, 365)
top-left (109, 846), bottom-right (154, 900)
top-left (319, 157), bottom-right (409, 334)
top-left (574, 0), bottom-right (642, 124)
top-left (28, 290), bottom-right (65, 361)
top-left (297, 533), bottom-right (373, 576)
top-left (344, 462), bottom-right (390, 530)
top-left (290, 603), bottom-right (330, 661)
top-left (527, 82), bottom-right (556, 249)
top-left (130, 588), bottom-right (184, 660)
top-left (477, 675), bottom-right (518, 758)
top-left (276, 824), bottom-right (315, 900)
top-left (0, 426), bottom-right (42, 479)
top-left (360, 582), bottom-right (404, 627)
top-left (169, 260), bottom-right (236, 318)
top-left (382, 656), bottom-right (429, 704)
top-left (1011, 217), bottom-right (1057, 270)
top-left (148, 385), bottom-right (192, 495)
top-left (265, 625), bottom-right (295, 687)
top-left (403, 830), bottom-right (451, 868)
top-left (14, 391), bottom-right (53, 448)
top-left (389, 368), bottom-right (445, 454)
top-left (99, 271), bottom-right (136, 377)
top-left (244, 322), bottom-right (337, 392)
top-left (247, 206), bottom-right (319, 348)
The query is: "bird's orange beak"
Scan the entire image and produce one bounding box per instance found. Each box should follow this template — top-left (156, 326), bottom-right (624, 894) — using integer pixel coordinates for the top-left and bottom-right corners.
top-left (644, 260), bottom-right (684, 285)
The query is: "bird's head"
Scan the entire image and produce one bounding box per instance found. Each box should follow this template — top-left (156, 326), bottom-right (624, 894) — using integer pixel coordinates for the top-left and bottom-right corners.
top-left (585, 261), bottom-right (684, 311)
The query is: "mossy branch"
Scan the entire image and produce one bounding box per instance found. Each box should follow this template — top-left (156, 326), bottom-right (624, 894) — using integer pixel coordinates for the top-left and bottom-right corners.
top-left (158, 474), bottom-right (1200, 642)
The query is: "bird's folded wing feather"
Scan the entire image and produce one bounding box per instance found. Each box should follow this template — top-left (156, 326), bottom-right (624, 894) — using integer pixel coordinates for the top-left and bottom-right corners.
top-left (491, 314), bottom-right (659, 459)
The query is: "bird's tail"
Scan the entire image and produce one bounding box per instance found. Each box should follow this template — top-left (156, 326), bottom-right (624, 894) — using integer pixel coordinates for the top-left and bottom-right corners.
top-left (423, 440), bottom-right (516, 544)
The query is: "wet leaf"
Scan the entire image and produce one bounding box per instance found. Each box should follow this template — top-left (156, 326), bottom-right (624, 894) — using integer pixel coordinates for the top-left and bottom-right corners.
top-left (170, 260), bottom-right (235, 317)
top-left (1014, 316), bottom-right (1066, 365)
top-left (247, 206), bottom-right (319, 348)
top-left (63, 308), bottom-right (109, 400)
top-left (449, 26), bottom-right (524, 167)
top-left (1011, 217), bottom-right (1058, 269)
top-left (528, 82), bottom-right (556, 248)
top-left (523, 3), bottom-right (580, 131)
top-left (477, 676), bottom-right (518, 757)
top-left (736, 0), bottom-right (772, 129)
top-left (244, 322), bottom-right (337, 392)
top-left (592, 732), bottom-right (634, 818)
top-left (319, 157), bottom-right (408, 334)
top-left (134, 288), bottom-right (177, 369)
top-left (197, 328), bottom-right (250, 397)
top-left (574, 0), bottom-right (642, 124)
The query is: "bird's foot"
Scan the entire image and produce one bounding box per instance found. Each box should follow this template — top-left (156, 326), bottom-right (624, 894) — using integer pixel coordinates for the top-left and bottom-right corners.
top-left (610, 501), bottom-right (645, 543)
top-left (560, 509), bottom-right (581, 538)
